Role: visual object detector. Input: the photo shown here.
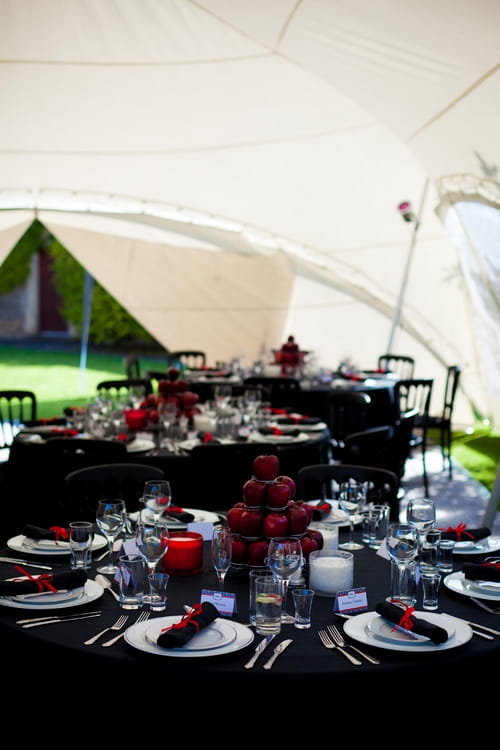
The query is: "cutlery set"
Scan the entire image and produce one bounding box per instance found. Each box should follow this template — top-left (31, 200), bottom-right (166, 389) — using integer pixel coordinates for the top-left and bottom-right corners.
top-left (17, 611), bottom-right (103, 628)
top-left (244, 635), bottom-right (293, 670)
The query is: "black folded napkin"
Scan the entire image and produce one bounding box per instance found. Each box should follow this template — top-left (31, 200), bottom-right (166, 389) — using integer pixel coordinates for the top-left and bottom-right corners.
top-left (311, 501), bottom-right (333, 521)
top-left (22, 524), bottom-right (69, 542)
top-left (156, 602), bottom-right (219, 648)
top-left (375, 601), bottom-right (449, 644)
top-left (275, 417), bottom-right (321, 425)
top-left (462, 562), bottom-right (500, 583)
top-left (259, 426), bottom-right (301, 437)
top-left (439, 524), bottom-right (491, 542)
top-left (0, 569), bottom-right (87, 596)
top-left (163, 506), bottom-right (196, 523)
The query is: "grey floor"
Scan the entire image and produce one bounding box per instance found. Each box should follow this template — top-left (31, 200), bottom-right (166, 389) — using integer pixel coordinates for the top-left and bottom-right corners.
top-left (399, 445), bottom-right (500, 534)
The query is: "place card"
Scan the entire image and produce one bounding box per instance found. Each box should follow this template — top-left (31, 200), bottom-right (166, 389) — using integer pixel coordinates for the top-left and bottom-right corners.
top-left (334, 586), bottom-right (368, 614)
top-left (201, 589), bottom-right (236, 616)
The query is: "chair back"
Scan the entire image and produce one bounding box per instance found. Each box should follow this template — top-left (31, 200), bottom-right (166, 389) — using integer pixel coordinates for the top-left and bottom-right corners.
top-left (326, 391), bottom-right (372, 447)
top-left (395, 378), bottom-right (433, 425)
top-left (64, 462), bottom-right (165, 521)
top-left (441, 365), bottom-right (461, 422)
top-left (296, 463), bottom-right (399, 518)
top-left (124, 355), bottom-right (141, 379)
top-left (377, 354), bottom-right (415, 380)
top-left (95, 378), bottom-right (153, 406)
top-left (168, 351), bottom-right (206, 369)
top-left (0, 390), bottom-right (37, 450)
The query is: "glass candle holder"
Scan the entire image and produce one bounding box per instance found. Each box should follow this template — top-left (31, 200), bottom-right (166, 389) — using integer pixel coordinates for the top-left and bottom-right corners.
top-left (161, 531), bottom-right (204, 576)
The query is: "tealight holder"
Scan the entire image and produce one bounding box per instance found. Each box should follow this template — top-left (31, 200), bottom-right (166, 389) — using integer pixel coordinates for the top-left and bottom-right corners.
top-left (162, 531), bottom-right (204, 576)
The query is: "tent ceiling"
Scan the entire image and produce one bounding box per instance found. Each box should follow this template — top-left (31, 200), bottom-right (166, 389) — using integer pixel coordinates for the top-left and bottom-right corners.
top-left (1, 0), bottom-right (499, 428)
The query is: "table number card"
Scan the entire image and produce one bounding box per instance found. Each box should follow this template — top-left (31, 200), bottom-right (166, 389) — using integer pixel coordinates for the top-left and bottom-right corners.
top-left (201, 589), bottom-right (236, 616)
top-left (334, 586), bottom-right (368, 614)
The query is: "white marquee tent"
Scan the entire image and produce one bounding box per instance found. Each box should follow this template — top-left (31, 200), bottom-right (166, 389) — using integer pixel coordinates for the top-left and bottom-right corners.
top-left (1, 0), bottom-right (499, 428)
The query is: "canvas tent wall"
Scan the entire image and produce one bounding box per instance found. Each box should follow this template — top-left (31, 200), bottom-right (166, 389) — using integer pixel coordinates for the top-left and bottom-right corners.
top-left (0, 0), bottom-right (499, 429)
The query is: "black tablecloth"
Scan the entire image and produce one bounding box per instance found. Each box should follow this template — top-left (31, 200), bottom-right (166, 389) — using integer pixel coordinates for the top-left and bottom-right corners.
top-left (0, 527), bottom-right (498, 720)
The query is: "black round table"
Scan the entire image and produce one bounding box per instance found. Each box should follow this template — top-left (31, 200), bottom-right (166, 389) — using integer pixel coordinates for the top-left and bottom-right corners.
top-left (1, 528), bottom-right (498, 721)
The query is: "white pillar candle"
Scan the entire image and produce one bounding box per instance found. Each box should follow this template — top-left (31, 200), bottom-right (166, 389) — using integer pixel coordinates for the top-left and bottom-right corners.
top-left (318, 527), bottom-right (339, 553)
top-left (308, 551), bottom-right (353, 597)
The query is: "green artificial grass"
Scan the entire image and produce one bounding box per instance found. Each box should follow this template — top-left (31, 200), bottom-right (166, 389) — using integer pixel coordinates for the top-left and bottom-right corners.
top-left (1, 343), bottom-right (499, 492)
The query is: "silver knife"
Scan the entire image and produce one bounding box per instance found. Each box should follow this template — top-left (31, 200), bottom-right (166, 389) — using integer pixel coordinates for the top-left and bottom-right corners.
top-left (21, 612), bottom-right (102, 628)
top-left (244, 634), bottom-right (276, 669)
top-left (263, 638), bottom-right (293, 670)
top-left (439, 612), bottom-right (500, 637)
top-left (16, 610), bottom-right (103, 625)
top-left (0, 557), bottom-right (53, 571)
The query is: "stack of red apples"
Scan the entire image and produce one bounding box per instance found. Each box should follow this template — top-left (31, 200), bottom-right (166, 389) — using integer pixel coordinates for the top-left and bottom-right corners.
top-left (226, 454), bottom-right (324, 567)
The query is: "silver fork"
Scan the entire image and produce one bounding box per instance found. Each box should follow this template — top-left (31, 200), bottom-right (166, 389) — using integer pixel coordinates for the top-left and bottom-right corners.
top-left (84, 614), bottom-right (128, 645)
top-left (101, 610), bottom-right (150, 647)
top-left (318, 629), bottom-right (362, 665)
top-left (470, 598), bottom-right (500, 614)
top-left (327, 624), bottom-right (380, 664)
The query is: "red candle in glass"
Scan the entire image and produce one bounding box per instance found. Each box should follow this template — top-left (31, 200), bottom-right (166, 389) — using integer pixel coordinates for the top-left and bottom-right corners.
top-left (162, 532), bottom-right (204, 576)
top-left (124, 408), bottom-right (149, 431)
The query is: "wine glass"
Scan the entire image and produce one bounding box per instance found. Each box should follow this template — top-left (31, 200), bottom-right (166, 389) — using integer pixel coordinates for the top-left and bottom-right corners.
top-left (95, 499), bottom-right (127, 574)
top-left (142, 479), bottom-right (172, 524)
top-left (135, 520), bottom-right (170, 604)
top-left (406, 496), bottom-right (436, 557)
top-left (267, 536), bottom-right (303, 623)
top-left (211, 525), bottom-right (233, 591)
top-left (214, 385), bottom-right (232, 411)
top-left (385, 522), bottom-right (419, 606)
top-left (337, 480), bottom-right (365, 551)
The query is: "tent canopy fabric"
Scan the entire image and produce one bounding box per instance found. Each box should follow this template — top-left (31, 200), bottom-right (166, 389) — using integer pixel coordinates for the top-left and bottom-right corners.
top-left (1, 0), bottom-right (500, 428)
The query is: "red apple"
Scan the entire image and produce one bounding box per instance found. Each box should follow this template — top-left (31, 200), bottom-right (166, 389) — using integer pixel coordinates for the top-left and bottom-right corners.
top-left (275, 474), bottom-right (296, 499)
top-left (247, 538), bottom-right (269, 566)
top-left (227, 502), bottom-right (246, 534)
top-left (242, 478), bottom-right (267, 507)
top-left (266, 481), bottom-right (292, 509)
top-left (294, 499), bottom-right (314, 524)
top-left (286, 502), bottom-right (309, 535)
top-left (253, 454), bottom-right (279, 481)
top-left (308, 528), bottom-right (324, 550)
top-left (239, 508), bottom-right (265, 537)
top-left (264, 511), bottom-right (289, 538)
top-left (300, 532), bottom-right (320, 561)
top-left (230, 536), bottom-right (248, 564)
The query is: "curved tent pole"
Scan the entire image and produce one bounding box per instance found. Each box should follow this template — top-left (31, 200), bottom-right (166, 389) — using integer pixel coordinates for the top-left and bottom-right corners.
top-left (386, 178), bottom-right (430, 354)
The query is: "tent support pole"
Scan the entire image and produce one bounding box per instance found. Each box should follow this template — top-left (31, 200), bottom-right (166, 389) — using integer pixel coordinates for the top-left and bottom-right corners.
top-left (386, 177), bottom-right (429, 354)
top-left (79, 271), bottom-right (95, 393)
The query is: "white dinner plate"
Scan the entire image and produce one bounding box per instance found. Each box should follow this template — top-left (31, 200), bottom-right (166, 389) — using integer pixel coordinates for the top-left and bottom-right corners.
top-left (0, 579), bottom-right (103, 610)
top-left (344, 611), bottom-right (472, 652)
top-left (7, 534), bottom-right (107, 557)
top-left (444, 571), bottom-right (500, 601)
top-left (269, 421), bottom-right (327, 433)
top-left (144, 617), bottom-right (237, 651)
top-left (249, 432), bottom-right (310, 444)
top-left (128, 508), bottom-right (219, 529)
top-left (452, 536), bottom-right (500, 555)
top-left (366, 614), bottom-right (455, 646)
top-left (126, 439), bottom-right (155, 453)
top-left (306, 501), bottom-right (361, 527)
top-left (5, 586), bottom-right (85, 606)
top-left (125, 616), bottom-right (254, 658)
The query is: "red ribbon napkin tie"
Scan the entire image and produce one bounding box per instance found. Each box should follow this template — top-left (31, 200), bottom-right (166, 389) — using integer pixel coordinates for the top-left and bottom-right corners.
top-left (438, 522), bottom-right (474, 541)
top-left (14, 566), bottom-right (58, 593)
top-left (161, 603), bottom-right (204, 634)
top-left (390, 602), bottom-right (415, 632)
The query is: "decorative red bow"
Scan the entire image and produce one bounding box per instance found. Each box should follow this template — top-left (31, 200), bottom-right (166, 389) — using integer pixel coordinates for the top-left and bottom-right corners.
top-left (438, 522), bottom-right (474, 541)
top-left (14, 566), bottom-right (57, 593)
top-left (50, 428), bottom-right (78, 437)
top-left (390, 602), bottom-right (415, 632)
top-left (49, 525), bottom-right (69, 542)
top-left (161, 603), bottom-right (203, 633)
top-left (484, 561), bottom-right (500, 569)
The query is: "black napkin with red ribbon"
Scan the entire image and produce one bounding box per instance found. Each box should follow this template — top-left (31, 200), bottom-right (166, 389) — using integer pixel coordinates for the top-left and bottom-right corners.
top-left (24, 417), bottom-right (67, 427)
top-left (22, 524), bottom-right (69, 542)
top-left (462, 561), bottom-right (500, 583)
top-left (156, 602), bottom-right (219, 648)
top-left (439, 524), bottom-right (491, 542)
top-left (0, 567), bottom-right (87, 596)
top-left (375, 601), bottom-right (449, 644)
top-left (162, 506), bottom-right (196, 523)
top-left (275, 416), bottom-right (321, 425)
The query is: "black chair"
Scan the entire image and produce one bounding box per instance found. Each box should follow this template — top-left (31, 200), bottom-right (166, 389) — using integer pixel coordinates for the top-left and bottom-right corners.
top-left (63, 462), bottom-right (165, 521)
top-left (325, 391), bottom-right (372, 460)
top-left (377, 354), bottom-right (415, 380)
top-left (168, 351), bottom-right (206, 369)
top-left (395, 378), bottom-right (434, 496)
top-left (189, 441), bottom-right (275, 511)
top-left (96, 378), bottom-right (153, 402)
top-left (0, 390), bottom-right (37, 452)
top-left (243, 376), bottom-right (301, 410)
top-left (426, 365), bottom-right (461, 479)
top-left (296, 463), bottom-right (399, 521)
